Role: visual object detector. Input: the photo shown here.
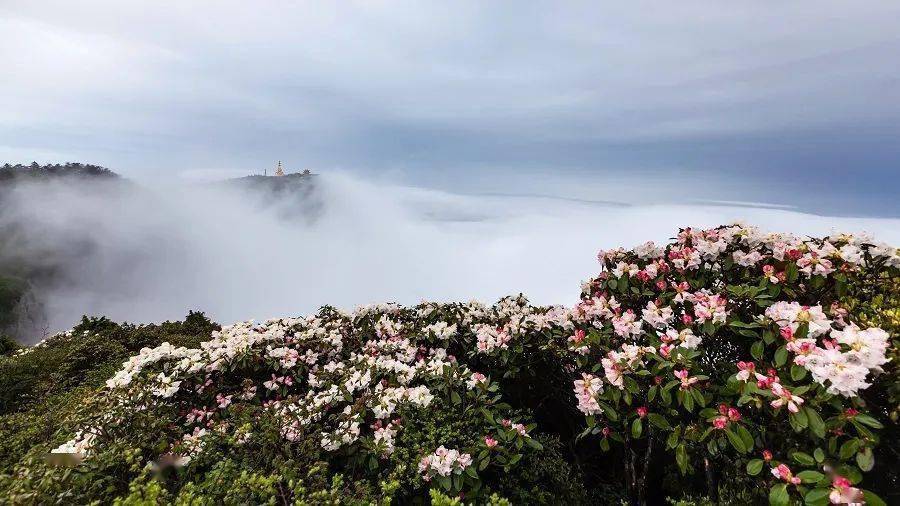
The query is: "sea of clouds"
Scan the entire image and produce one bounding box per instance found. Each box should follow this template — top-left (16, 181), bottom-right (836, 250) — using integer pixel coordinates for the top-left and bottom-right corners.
top-left (3, 172), bottom-right (899, 342)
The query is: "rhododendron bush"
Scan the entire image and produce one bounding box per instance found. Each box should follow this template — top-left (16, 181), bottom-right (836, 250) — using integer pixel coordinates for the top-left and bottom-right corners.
top-left (561, 226), bottom-right (897, 505)
top-left (0, 224), bottom-right (896, 505)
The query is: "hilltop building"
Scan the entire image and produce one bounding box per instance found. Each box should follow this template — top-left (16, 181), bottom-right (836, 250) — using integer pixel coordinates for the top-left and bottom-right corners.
top-left (256, 162), bottom-right (315, 177)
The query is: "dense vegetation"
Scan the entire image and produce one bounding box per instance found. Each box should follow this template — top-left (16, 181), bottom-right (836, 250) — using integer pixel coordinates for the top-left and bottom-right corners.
top-left (0, 224), bottom-right (896, 505)
top-left (0, 162), bottom-right (118, 182)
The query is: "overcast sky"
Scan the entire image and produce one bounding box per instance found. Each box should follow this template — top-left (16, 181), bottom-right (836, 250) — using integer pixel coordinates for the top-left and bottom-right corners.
top-left (2, 1), bottom-right (899, 215)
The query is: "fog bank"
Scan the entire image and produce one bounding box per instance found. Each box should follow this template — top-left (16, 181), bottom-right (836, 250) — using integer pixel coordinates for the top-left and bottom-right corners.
top-left (3, 172), bottom-right (898, 341)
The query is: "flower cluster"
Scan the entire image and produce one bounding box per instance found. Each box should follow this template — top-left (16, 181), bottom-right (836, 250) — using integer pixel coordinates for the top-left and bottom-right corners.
top-left (50, 294), bottom-right (553, 504)
top-left (418, 446), bottom-right (473, 481)
top-left (567, 223), bottom-right (896, 504)
top-left (762, 301), bottom-right (892, 397)
top-left (42, 223), bottom-right (895, 505)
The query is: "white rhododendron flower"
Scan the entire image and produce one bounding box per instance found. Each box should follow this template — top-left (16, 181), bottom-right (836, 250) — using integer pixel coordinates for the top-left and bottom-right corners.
top-left (418, 446), bottom-right (473, 481)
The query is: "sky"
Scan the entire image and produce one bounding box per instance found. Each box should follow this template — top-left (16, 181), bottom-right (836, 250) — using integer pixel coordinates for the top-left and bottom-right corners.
top-left (2, 1), bottom-right (900, 215)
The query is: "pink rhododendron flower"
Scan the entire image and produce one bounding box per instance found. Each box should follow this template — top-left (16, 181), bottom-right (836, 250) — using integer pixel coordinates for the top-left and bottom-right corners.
top-left (674, 369), bottom-right (698, 390)
top-left (780, 326), bottom-right (794, 341)
top-left (770, 383), bottom-right (804, 413)
top-left (829, 476), bottom-right (863, 504)
top-left (215, 394), bottom-right (232, 409)
top-left (771, 463), bottom-right (801, 485)
top-left (762, 264), bottom-right (781, 283)
top-left (659, 343), bottom-right (674, 358)
top-left (735, 361), bottom-right (755, 382)
top-left (511, 423), bottom-right (529, 437)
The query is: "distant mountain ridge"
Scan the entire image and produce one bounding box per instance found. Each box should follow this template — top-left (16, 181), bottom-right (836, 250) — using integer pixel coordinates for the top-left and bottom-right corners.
top-left (0, 162), bottom-right (119, 182)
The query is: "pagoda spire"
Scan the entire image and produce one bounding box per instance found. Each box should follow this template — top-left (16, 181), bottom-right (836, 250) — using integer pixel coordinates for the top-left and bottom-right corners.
top-left (275, 161), bottom-right (285, 176)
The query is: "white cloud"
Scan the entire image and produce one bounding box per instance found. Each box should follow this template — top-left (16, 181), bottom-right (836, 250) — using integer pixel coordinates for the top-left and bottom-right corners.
top-left (4, 173), bottom-right (897, 341)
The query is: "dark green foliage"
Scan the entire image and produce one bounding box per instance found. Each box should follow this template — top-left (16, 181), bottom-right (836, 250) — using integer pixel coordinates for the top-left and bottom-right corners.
top-left (0, 275), bottom-right (26, 324)
top-left (0, 334), bottom-right (19, 355)
top-left (0, 162), bottom-right (118, 182)
top-left (0, 311), bottom-right (218, 478)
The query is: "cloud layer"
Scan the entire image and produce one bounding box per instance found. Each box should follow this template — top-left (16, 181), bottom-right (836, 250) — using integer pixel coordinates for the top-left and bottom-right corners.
top-left (2, 1), bottom-right (899, 214)
top-left (4, 174), bottom-right (898, 341)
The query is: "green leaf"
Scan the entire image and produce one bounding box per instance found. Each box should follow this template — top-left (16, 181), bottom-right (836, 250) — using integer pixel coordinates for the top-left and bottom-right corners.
top-left (691, 388), bottom-right (707, 407)
top-left (682, 390), bottom-right (694, 411)
top-left (803, 488), bottom-right (830, 506)
top-left (796, 470), bottom-right (824, 483)
top-left (790, 408), bottom-right (808, 432)
top-left (623, 376), bottom-right (640, 394)
top-left (648, 413), bottom-right (671, 430)
top-left (725, 428), bottom-right (747, 454)
top-left (450, 391), bottom-right (461, 405)
top-left (791, 365), bottom-right (807, 381)
top-left (813, 448), bottom-right (825, 463)
top-left (850, 419), bottom-right (874, 439)
top-left (675, 445), bottom-right (689, 474)
top-left (632, 418), bottom-right (643, 438)
top-left (736, 424), bottom-right (755, 452)
top-left (856, 447), bottom-right (874, 472)
top-left (791, 451), bottom-right (815, 466)
top-left (525, 438), bottom-right (543, 451)
top-left (699, 407), bottom-right (718, 419)
top-left (769, 483), bottom-right (789, 506)
top-left (667, 426), bottom-right (681, 448)
top-left (598, 401), bottom-right (618, 421)
top-left (660, 386), bottom-right (672, 405)
top-left (839, 439), bottom-right (860, 460)
top-left (746, 459), bottom-right (763, 476)
top-left (805, 407), bottom-right (825, 438)
top-left (861, 490), bottom-right (887, 506)
top-left (854, 414), bottom-right (884, 429)
top-left (786, 263), bottom-right (799, 283)
top-left (774, 346), bottom-right (788, 367)
top-left (751, 341), bottom-right (764, 361)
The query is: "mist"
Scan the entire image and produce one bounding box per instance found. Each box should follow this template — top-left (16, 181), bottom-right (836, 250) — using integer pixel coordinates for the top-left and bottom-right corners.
top-left (3, 172), bottom-right (899, 342)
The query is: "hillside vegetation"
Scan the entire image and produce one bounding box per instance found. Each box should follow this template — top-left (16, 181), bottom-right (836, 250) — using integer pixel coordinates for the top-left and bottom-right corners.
top-left (0, 224), bottom-right (897, 505)
top-left (0, 162), bottom-right (118, 182)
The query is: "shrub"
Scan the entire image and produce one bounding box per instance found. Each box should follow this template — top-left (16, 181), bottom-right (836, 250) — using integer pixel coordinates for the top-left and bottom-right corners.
top-left (0, 224), bottom-right (896, 505)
